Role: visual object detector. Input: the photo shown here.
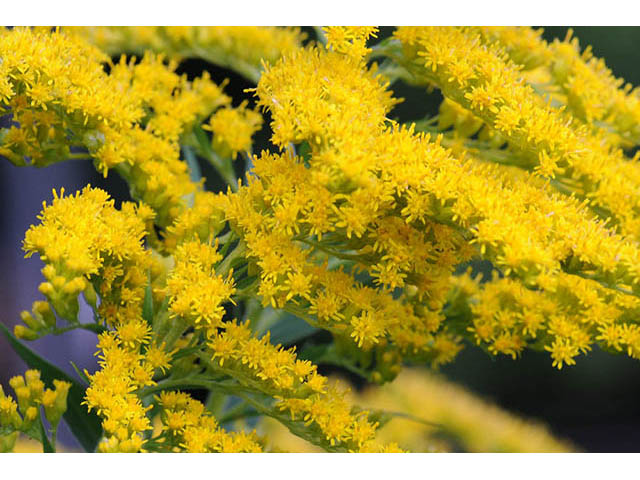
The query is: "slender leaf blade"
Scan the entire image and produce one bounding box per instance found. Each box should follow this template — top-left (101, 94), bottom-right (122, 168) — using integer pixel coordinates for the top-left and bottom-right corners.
top-left (38, 415), bottom-right (55, 453)
top-left (142, 282), bottom-right (154, 324)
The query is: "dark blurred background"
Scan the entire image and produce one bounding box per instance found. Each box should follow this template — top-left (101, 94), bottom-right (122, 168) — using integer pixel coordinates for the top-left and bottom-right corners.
top-left (1, 26), bottom-right (639, 452)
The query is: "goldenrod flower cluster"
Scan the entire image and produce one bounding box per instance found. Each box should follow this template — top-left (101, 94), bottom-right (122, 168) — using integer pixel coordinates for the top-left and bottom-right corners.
top-left (260, 369), bottom-right (573, 453)
top-left (394, 27), bottom-right (640, 242)
top-left (165, 236), bottom-right (396, 451)
top-left (0, 27), bottom-right (261, 226)
top-left (203, 101), bottom-right (263, 159)
top-left (85, 329), bottom-right (157, 452)
top-left (479, 27), bottom-right (640, 144)
top-left (324, 26), bottom-right (379, 58)
top-left (67, 26), bottom-right (305, 83)
top-left (0, 370), bottom-right (70, 452)
top-left (451, 269), bottom-right (640, 369)
top-left (22, 186), bottom-right (152, 326)
top-left (3, 25), bottom-right (640, 453)
top-left (156, 391), bottom-right (262, 452)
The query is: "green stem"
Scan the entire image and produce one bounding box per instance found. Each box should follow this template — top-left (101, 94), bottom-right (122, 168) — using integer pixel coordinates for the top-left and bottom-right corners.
top-left (205, 391), bottom-right (227, 417)
top-left (205, 149), bottom-right (239, 192)
top-left (367, 37), bottom-right (403, 61)
top-left (189, 126), bottom-right (239, 192)
top-left (217, 401), bottom-right (258, 424)
top-left (137, 376), bottom-right (244, 398)
top-left (31, 322), bottom-right (106, 341)
top-left (297, 238), bottom-right (370, 262)
top-left (161, 318), bottom-right (188, 351)
top-left (66, 153), bottom-right (92, 161)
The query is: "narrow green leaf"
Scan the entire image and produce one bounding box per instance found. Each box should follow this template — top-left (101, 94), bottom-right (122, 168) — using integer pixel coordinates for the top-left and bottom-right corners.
top-left (38, 415), bottom-right (55, 453)
top-left (69, 361), bottom-right (90, 386)
top-left (297, 141), bottom-right (312, 164)
top-left (299, 343), bottom-right (372, 380)
top-left (0, 322), bottom-right (103, 452)
top-left (268, 313), bottom-right (318, 346)
top-left (194, 125), bottom-right (214, 156)
top-left (234, 274), bottom-right (258, 291)
top-left (142, 282), bottom-right (154, 324)
top-left (182, 145), bottom-right (202, 183)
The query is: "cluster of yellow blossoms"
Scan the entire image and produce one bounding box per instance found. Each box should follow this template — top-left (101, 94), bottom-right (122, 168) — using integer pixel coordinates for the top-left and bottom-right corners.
top-left (394, 27), bottom-right (640, 242)
top-left (164, 235), bottom-right (397, 451)
top-left (478, 27), bottom-right (640, 143)
top-left (0, 370), bottom-right (70, 452)
top-left (22, 186), bottom-right (153, 327)
top-left (261, 369), bottom-right (573, 453)
top-left (155, 391), bottom-right (262, 452)
top-left (0, 27), bottom-right (261, 226)
top-left (450, 269), bottom-right (640, 369)
top-left (66, 26), bottom-right (305, 83)
top-left (3, 26), bottom-right (640, 453)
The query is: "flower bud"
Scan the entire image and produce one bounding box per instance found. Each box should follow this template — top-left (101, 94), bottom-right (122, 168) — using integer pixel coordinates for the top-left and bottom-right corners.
top-left (0, 432), bottom-right (18, 453)
top-left (14, 325), bottom-right (39, 341)
top-left (41, 264), bottom-right (56, 280)
top-left (8, 376), bottom-right (25, 391)
top-left (38, 281), bottom-right (55, 297)
top-left (0, 393), bottom-right (22, 429)
top-left (83, 282), bottom-right (98, 309)
top-left (46, 380), bottom-right (71, 427)
top-left (15, 386), bottom-right (32, 415)
top-left (20, 310), bottom-right (44, 331)
top-left (33, 301), bottom-right (57, 328)
top-left (21, 405), bottom-right (39, 430)
top-left (52, 275), bottom-right (66, 290)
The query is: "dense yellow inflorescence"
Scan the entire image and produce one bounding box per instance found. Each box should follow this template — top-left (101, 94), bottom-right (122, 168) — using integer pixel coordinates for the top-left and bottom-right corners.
top-left (324, 26), bottom-right (379, 58)
top-left (23, 186), bottom-right (152, 326)
top-left (67, 26), bottom-right (306, 83)
top-left (478, 27), bottom-right (640, 144)
top-left (207, 320), bottom-right (398, 451)
top-left (251, 40), bottom-right (640, 360)
top-left (451, 269), bottom-right (640, 369)
top-left (85, 329), bottom-right (157, 452)
top-left (0, 27), bottom-right (262, 227)
top-left (156, 391), bottom-right (262, 452)
top-left (219, 150), bottom-right (467, 370)
top-left (203, 101), bottom-right (263, 159)
top-left (260, 369), bottom-right (573, 452)
top-left (394, 27), bottom-right (640, 243)
top-left (5, 26), bottom-right (640, 453)
top-left (164, 236), bottom-right (398, 451)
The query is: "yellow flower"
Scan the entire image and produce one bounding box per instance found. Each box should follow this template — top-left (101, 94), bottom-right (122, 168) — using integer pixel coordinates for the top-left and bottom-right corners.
top-left (204, 102), bottom-right (263, 159)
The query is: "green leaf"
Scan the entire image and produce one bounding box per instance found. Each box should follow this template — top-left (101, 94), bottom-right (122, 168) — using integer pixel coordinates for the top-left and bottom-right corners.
top-left (299, 343), bottom-right (372, 380)
top-left (254, 308), bottom-right (318, 346)
top-left (69, 361), bottom-right (90, 386)
top-left (182, 145), bottom-right (202, 183)
top-left (194, 125), bottom-right (214, 156)
top-left (234, 274), bottom-right (258, 291)
top-left (270, 314), bottom-right (318, 346)
top-left (142, 282), bottom-right (154, 324)
top-left (0, 322), bottom-right (103, 452)
top-left (38, 415), bottom-right (55, 453)
top-left (297, 141), bottom-right (312, 165)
